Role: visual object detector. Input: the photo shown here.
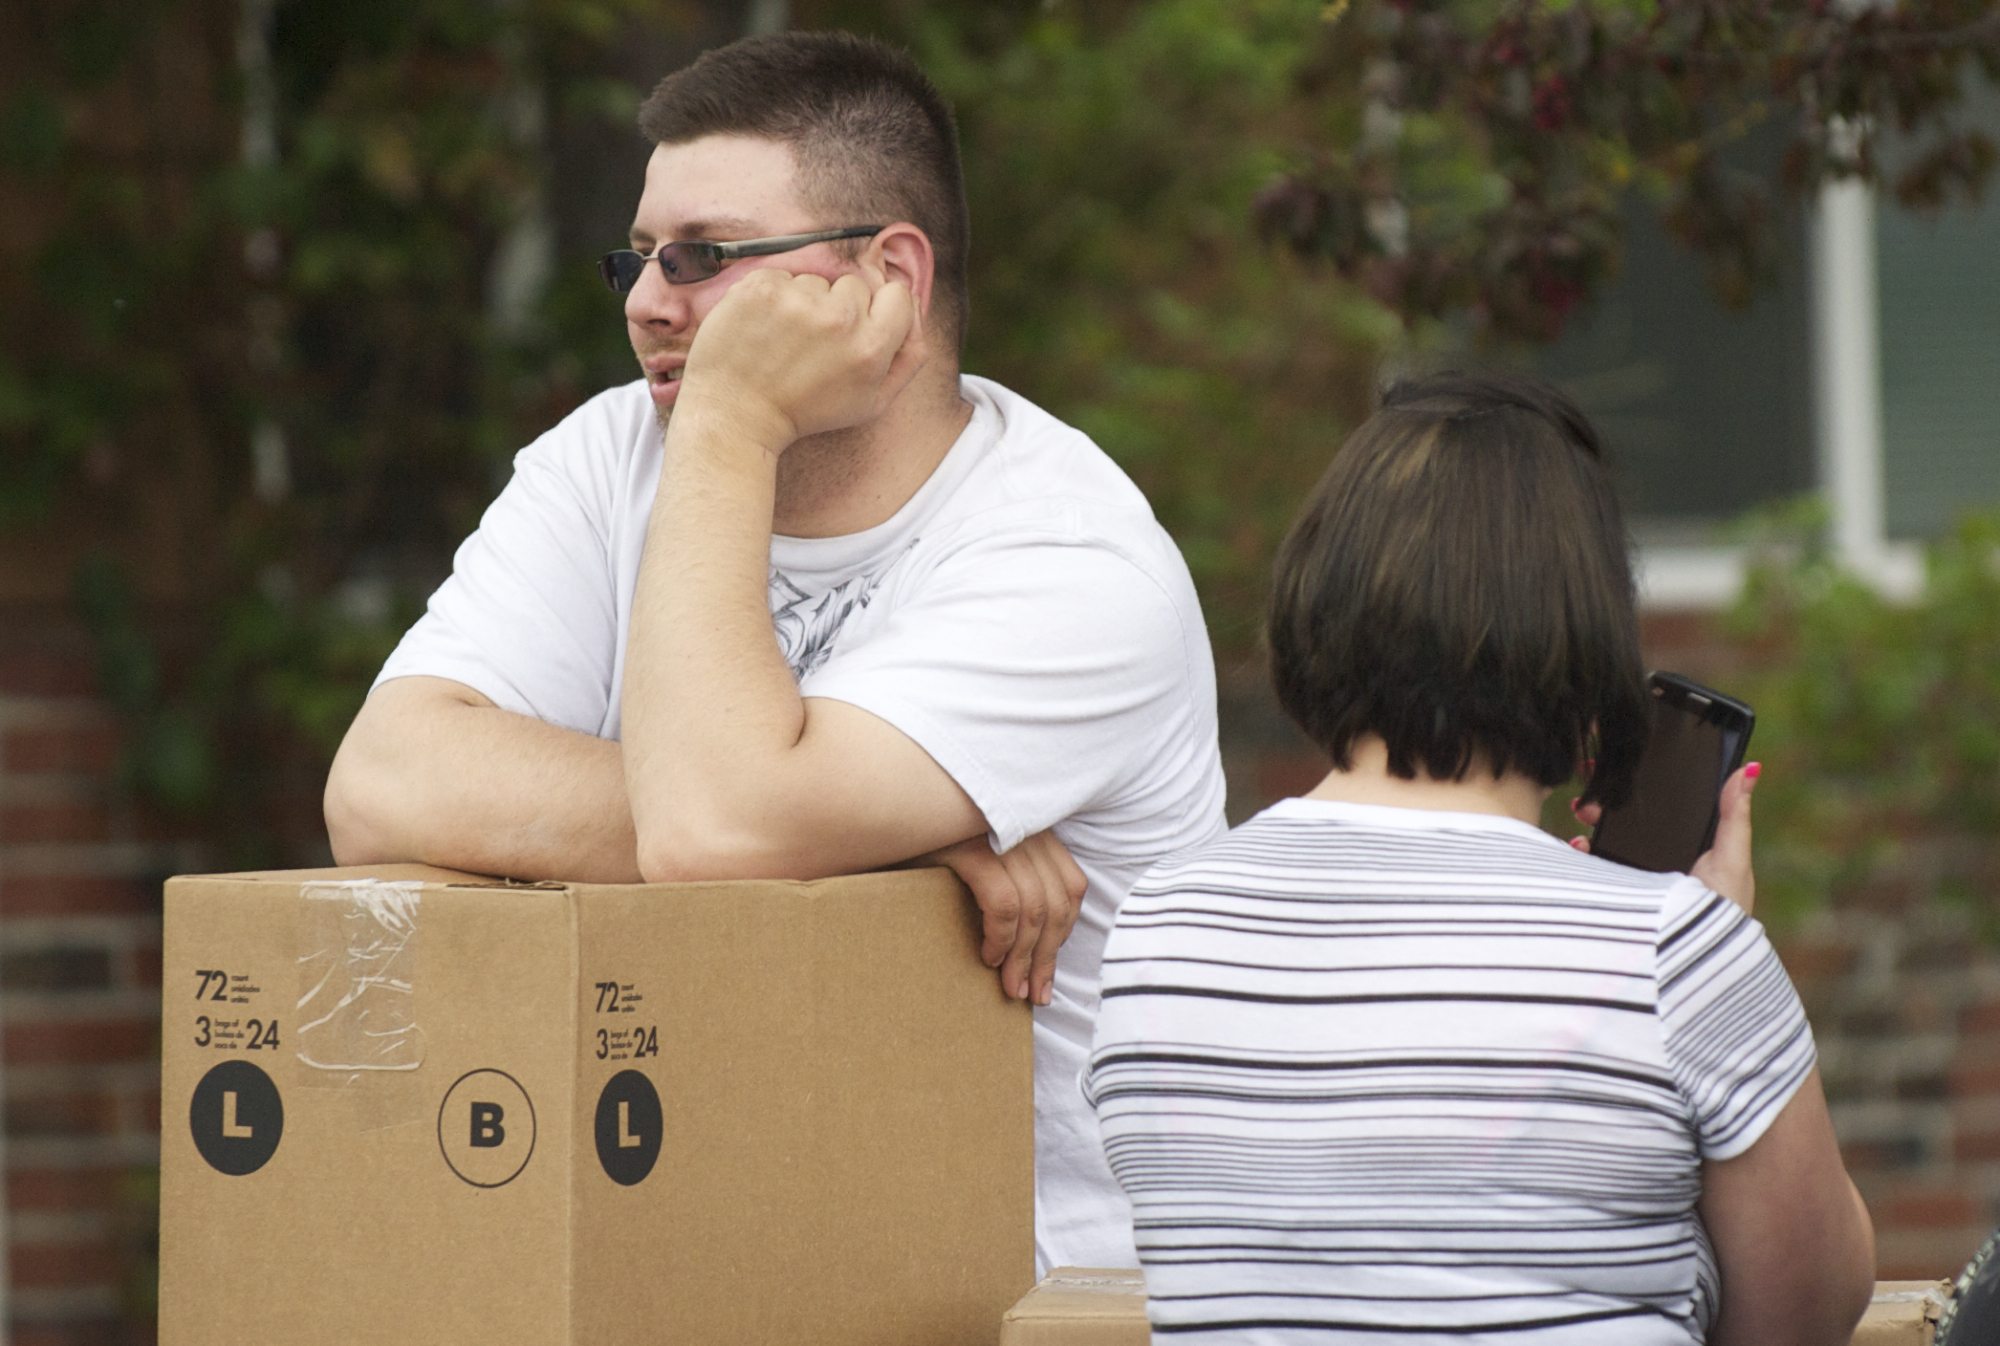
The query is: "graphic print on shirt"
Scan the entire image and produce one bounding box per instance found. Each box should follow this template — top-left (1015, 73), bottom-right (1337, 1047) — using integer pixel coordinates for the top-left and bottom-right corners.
top-left (768, 539), bottom-right (919, 679)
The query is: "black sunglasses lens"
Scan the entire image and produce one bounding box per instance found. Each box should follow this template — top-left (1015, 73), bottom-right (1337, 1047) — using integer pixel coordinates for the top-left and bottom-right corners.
top-left (600, 251), bottom-right (644, 293)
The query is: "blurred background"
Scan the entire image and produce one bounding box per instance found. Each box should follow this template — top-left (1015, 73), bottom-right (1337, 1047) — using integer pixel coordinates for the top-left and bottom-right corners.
top-left (1, 1), bottom-right (1997, 1340)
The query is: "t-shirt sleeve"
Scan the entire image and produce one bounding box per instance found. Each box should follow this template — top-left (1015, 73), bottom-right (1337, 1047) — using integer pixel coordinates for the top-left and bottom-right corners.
top-left (1656, 878), bottom-right (1818, 1161)
top-left (373, 422), bottom-right (620, 736)
top-left (798, 525), bottom-right (1208, 854)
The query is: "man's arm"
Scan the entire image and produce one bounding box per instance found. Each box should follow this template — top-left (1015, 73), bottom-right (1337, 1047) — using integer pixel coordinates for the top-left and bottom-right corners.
top-left (325, 675), bottom-right (644, 882)
top-left (327, 676), bottom-right (1082, 1001)
top-left (619, 266), bottom-right (972, 881)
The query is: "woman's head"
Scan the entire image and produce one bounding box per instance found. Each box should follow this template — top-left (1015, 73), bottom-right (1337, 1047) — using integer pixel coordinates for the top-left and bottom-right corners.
top-left (1268, 370), bottom-right (1647, 807)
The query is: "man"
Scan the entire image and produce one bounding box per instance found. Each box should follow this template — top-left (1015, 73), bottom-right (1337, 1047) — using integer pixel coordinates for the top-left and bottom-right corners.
top-left (323, 29), bottom-right (1225, 1271)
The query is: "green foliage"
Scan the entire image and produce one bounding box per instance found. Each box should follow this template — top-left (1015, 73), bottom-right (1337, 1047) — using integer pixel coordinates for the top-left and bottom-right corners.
top-left (821, 0), bottom-right (1396, 649)
top-left (1723, 503), bottom-right (2000, 933)
top-left (6, 0), bottom-right (1997, 880)
top-left (1, 0), bottom-right (644, 862)
top-left (1254, 0), bottom-right (2000, 340)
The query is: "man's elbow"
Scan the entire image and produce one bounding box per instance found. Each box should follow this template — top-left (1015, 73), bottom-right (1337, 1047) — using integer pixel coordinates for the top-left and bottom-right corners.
top-left (323, 745), bottom-right (402, 867)
top-left (632, 808), bottom-right (823, 886)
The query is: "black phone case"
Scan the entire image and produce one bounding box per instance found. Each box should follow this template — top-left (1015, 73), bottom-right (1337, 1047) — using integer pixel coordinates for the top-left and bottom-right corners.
top-left (1590, 672), bottom-right (1755, 872)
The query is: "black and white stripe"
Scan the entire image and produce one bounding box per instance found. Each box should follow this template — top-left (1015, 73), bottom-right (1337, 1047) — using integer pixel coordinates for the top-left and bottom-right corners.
top-left (1085, 797), bottom-right (1814, 1344)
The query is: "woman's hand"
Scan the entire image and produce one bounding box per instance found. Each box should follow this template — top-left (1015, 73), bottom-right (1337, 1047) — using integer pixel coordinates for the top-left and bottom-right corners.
top-left (1568, 762), bottom-right (1761, 913)
top-left (1691, 763), bottom-right (1760, 913)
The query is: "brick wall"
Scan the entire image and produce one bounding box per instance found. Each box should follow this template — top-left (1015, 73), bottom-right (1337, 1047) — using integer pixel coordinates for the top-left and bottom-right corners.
top-left (2, 616), bottom-right (188, 1346)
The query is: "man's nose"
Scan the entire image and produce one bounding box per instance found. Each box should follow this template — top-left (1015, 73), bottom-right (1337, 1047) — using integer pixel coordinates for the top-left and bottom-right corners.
top-left (624, 259), bottom-right (692, 332)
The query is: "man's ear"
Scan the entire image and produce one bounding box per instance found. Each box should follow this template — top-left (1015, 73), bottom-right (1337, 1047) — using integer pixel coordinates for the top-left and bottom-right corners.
top-left (871, 223), bottom-right (935, 342)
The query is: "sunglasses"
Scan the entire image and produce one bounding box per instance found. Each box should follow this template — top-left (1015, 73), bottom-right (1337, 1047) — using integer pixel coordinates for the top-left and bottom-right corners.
top-left (598, 226), bottom-right (884, 293)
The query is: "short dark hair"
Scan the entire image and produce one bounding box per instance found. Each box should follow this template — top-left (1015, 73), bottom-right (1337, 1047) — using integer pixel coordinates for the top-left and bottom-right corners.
top-left (1267, 370), bottom-right (1648, 807)
top-left (637, 31), bottom-right (970, 348)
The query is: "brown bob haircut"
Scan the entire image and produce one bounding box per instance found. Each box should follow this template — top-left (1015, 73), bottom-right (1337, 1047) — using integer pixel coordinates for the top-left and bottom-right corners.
top-left (637, 31), bottom-right (970, 348)
top-left (1268, 370), bottom-right (1648, 808)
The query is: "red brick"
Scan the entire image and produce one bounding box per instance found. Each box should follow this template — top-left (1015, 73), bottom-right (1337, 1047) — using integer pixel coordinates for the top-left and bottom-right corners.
top-left (1878, 1186), bottom-right (1984, 1230)
top-left (1, 875), bottom-right (160, 917)
top-left (2, 1015), bottom-right (159, 1067)
top-left (128, 941), bottom-right (163, 989)
top-left (1253, 753), bottom-right (1327, 805)
top-left (0, 648), bottom-right (100, 697)
top-left (5, 1165), bottom-right (126, 1213)
top-left (1954, 1130), bottom-right (2000, 1162)
top-left (0, 799), bottom-right (113, 844)
top-left (4, 721), bottom-right (122, 775)
top-left (1875, 1226), bottom-right (1989, 1280)
top-left (1961, 1001), bottom-right (2000, 1035)
top-left (8, 1234), bottom-right (122, 1290)
top-left (1950, 1055), bottom-right (2000, 1097)
top-left (1773, 935), bottom-right (1858, 984)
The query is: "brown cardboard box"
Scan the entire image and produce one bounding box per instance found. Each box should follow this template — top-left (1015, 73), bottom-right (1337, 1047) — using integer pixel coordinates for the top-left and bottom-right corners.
top-left (1001, 1270), bottom-right (1954, 1345)
top-left (160, 864), bottom-right (1034, 1346)
top-left (1854, 1281), bottom-right (1953, 1345)
top-left (1000, 1269), bottom-right (1148, 1345)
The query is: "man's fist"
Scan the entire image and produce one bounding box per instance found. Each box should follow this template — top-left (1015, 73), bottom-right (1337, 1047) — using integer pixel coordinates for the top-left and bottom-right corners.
top-left (678, 266), bottom-right (922, 449)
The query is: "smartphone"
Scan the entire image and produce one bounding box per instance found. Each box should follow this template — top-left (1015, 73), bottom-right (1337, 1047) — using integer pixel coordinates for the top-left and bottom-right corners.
top-left (1589, 671), bottom-right (1755, 874)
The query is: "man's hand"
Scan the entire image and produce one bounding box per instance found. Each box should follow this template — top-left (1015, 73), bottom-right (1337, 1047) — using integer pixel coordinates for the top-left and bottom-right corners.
top-left (677, 266), bottom-right (923, 449)
top-left (926, 830), bottom-right (1088, 1007)
top-left (1569, 762), bottom-right (1761, 912)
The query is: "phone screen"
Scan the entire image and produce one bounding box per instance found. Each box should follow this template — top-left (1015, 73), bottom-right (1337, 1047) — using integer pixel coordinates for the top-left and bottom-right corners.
top-left (1591, 681), bottom-right (1751, 873)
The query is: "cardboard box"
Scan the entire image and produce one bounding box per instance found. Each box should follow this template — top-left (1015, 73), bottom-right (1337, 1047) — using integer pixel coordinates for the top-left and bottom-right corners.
top-left (1854, 1281), bottom-right (1953, 1346)
top-left (160, 864), bottom-right (1034, 1345)
top-left (1000, 1269), bottom-right (1148, 1345)
top-left (1001, 1270), bottom-right (1954, 1345)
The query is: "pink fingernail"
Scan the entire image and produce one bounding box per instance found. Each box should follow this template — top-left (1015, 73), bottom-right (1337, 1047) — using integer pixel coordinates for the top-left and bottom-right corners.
top-left (1745, 762), bottom-right (1762, 780)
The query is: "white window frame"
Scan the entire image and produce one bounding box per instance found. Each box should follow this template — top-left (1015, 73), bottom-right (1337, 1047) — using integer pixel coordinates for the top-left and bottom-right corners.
top-left (1634, 178), bottom-right (1925, 609)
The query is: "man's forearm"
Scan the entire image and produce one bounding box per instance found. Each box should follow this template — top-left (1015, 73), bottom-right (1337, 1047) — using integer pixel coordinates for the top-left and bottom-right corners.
top-left (326, 679), bottom-right (643, 883)
top-left (620, 404), bottom-right (807, 880)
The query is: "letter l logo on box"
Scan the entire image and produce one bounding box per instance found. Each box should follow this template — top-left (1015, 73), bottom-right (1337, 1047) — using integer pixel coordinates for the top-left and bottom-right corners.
top-left (222, 1090), bottom-right (255, 1139)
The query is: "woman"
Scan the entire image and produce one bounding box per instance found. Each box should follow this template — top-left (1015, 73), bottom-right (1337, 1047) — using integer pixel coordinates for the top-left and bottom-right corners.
top-left (1085, 371), bottom-right (1873, 1345)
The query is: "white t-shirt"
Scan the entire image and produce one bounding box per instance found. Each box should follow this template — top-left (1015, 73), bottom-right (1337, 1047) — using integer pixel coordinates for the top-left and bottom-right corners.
top-left (1085, 797), bottom-right (1817, 1344)
top-left (377, 374), bottom-right (1228, 1270)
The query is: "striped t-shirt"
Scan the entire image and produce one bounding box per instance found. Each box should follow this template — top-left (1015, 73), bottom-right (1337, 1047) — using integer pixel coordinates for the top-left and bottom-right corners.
top-left (1084, 797), bottom-right (1816, 1344)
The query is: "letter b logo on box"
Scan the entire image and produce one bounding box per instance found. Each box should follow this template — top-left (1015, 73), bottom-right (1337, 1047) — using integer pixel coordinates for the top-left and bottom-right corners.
top-left (469, 1101), bottom-right (506, 1148)
top-left (438, 1069), bottom-right (536, 1187)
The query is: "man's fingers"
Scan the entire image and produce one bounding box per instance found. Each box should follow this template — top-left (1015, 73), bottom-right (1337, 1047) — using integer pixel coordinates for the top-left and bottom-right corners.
top-left (998, 852), bottom-right (1047, 1003)
top-left (866, 280), bottom-right (918, 367)
top-left (979, 870), bottom-right (1021, 971)
top-left (938, 840), bottom-right (1017, 969)
top-left (1050, 837), bottom-right (1088, 908)
top-left (1021, 840), bottom-right (1075, 1007)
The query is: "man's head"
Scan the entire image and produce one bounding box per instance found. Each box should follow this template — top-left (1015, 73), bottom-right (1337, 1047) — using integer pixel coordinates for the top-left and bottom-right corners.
top-left (622, 31), bottom-right (969, 399)
top-left (1267, 370), bottom-right (1649, 808)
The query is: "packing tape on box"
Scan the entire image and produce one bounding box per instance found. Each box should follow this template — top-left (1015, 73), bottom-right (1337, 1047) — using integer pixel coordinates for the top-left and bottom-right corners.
top-left (296, 880), bottom-right (426, 1130)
